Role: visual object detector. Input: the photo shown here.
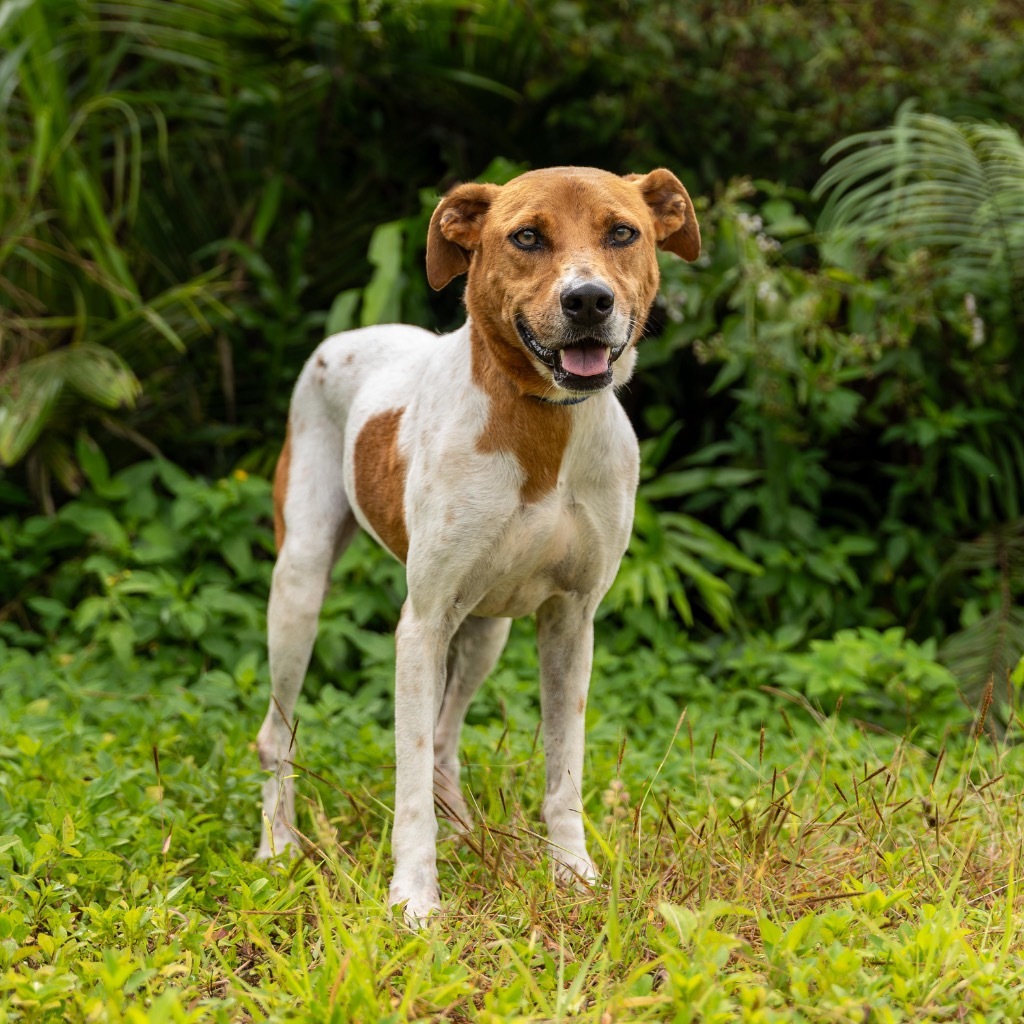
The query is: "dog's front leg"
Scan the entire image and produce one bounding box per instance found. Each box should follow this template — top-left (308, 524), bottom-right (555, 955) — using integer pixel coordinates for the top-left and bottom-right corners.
top-left (389, 600), bottom-right (451, 925)
top-left (537, 595), bottom-right (599, 886)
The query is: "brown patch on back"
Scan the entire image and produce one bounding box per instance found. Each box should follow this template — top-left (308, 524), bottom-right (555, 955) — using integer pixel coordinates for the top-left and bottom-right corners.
top-left (472, 336), bottom-right (572, 503)
top-left (272, 428), bottom-right (291, 551)
top-left (354, 408), bottom-right (409, 562)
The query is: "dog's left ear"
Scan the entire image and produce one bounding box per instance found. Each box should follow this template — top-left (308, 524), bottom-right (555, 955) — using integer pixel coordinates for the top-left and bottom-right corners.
top-left (426, 182), bottom-right (501, 290)
top-left (626, 169), bottom-right (701, 262)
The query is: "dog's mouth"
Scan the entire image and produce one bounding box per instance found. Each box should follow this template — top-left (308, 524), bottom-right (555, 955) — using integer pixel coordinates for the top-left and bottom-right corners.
top-left (515, 315), bottom-right (626, 392)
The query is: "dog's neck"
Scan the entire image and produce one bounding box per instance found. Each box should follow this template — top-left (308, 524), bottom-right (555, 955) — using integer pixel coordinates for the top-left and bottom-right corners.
top-left (467, 315), bottom-right (558, 401)
top-left (466, 316), bottom-right (582, 503)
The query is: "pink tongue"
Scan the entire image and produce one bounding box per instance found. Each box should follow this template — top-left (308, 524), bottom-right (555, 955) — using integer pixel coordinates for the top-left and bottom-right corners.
top-left (560, 344), bottom-right (610, 377)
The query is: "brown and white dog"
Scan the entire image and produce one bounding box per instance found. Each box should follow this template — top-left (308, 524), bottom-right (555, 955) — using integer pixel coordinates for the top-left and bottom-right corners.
top-left (256, 166), bottom-right (700, 924)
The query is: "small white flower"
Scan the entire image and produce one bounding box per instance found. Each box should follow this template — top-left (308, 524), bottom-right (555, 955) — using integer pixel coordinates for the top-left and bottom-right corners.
top-left (970, 316), bottom-right (985, 348)
top-left (736, 212), bottom-right (764, 235)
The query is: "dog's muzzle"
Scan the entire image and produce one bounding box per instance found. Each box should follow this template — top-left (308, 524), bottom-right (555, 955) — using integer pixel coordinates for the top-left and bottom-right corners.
top-left (515, 315), bottom-right (627, 393)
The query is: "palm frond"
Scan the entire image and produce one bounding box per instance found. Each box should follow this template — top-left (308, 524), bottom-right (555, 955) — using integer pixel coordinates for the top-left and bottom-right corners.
top-left (814, 106), bottom-right (1024, 314)
top-left (936, 519), bottom-right (1024, 704)
top-left (940, 608), bottom-right (1024, 708)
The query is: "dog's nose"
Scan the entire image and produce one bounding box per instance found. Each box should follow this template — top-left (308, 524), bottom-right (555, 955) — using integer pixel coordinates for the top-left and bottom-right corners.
top-left (560, 281), bottom-right (614, 326)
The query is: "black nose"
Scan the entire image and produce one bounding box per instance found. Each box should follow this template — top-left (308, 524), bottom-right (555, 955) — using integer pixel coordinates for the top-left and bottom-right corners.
top-left (560, 280), bottom-right (614, 326)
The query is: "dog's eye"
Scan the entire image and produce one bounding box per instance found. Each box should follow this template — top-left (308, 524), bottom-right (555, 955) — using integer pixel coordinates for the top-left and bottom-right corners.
top-left (511, 228), bottom-right (541, 249)
top-left (610, 225), bottom-right (638, 245)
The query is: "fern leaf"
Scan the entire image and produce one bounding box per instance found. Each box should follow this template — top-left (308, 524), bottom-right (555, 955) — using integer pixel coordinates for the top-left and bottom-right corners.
top-left (814, 105), bottom-right (1024, 312)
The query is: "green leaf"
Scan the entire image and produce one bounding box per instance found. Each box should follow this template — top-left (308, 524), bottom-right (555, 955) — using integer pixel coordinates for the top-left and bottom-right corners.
top-left (75, 432), bottom-right (110, 489)
top-left (951, 444), bottom-right (1000, 480)
top-left (641, 468), bottom-right (761, 502)
top-left (360, 221), bottom-right (404, 327)
top-left (106, 621), bottom-right (135, 667)
top-left (62, 345), bottom-right (140, 409)
top-left (222, 534), bottom-right (254, 578)
top-left (57, 505), bottom-right (129, 551)
top-left (326, 288), bottom-right (361, 336)
top-left (0, 365), bottom-right (64, 465)
top-left (253, 173), bottom-right (284, 247)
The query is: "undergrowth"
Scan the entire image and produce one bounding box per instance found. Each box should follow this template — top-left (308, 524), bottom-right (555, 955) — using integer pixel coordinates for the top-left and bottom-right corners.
top-left (2, 638), bottom-right (1023, 1022)
top-left (2, 463), bottom-right (1023, 1020)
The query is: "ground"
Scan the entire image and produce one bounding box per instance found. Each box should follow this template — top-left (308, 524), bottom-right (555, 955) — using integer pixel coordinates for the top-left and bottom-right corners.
top-left (2, 620), bottom-right (1023, 1022)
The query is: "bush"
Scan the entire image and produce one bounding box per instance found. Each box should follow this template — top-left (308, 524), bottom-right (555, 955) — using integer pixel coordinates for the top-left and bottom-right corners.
top-left (4, 0), bottom-right (1023, 495)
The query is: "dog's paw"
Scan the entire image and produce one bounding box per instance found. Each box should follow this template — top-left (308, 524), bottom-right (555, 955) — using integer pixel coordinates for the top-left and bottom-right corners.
top-left (256, 827), bottom-right (300, 863)
top-left (550, 848), bottom-right (598, 889)
top-left (389, 882), bottom-right (442, 928)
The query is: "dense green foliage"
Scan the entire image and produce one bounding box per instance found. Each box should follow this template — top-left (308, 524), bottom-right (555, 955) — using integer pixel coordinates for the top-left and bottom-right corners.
top-left (4, 2), bottom-right (1024, 1016)
top-left (4, 1), bottom-right (1024, 680)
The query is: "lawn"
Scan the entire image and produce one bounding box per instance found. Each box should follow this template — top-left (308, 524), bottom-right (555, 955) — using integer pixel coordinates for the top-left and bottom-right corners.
top-left (3, 621), bottom-right (1023, 1021)
top-left (2, 466), bottom-right (1023, 1022)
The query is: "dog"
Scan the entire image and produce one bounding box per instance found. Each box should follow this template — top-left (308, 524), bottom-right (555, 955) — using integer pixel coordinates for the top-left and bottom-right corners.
top-left (255, 165), bottom-right (700, 924)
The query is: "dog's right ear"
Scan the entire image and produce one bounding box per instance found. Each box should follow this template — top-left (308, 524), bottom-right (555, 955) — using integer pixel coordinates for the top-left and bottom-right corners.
top-left (426, 182), bottom-right (500, 290)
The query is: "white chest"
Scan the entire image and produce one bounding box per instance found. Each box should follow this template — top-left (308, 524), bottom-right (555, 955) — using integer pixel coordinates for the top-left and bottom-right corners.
top-left (468, 481), bottom-right (631, 619)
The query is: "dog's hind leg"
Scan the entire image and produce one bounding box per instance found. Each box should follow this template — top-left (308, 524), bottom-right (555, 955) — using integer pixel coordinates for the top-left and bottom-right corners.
top-left (256, 419), bottom-right (356, 859)
top-left (433, 615), bottom-right (511, 829)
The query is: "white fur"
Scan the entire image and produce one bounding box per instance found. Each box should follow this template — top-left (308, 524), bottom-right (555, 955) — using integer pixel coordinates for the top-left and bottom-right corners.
top-left (257, 319), bottom-right (640, 927)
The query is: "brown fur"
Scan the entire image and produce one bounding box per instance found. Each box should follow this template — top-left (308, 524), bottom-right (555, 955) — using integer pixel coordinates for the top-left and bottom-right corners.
top-left (354, 408), bottom-right (409, 562)
top-left (623, 169), bottom-right (701, 260)
top-left (427, 167), bottom-right (699, 503)
top-left (272, 428), bottom-right (291, 551)
top-left (472, 338), bottom-right (573, 503)
top-left (426, 183), bottom-right (501, 289)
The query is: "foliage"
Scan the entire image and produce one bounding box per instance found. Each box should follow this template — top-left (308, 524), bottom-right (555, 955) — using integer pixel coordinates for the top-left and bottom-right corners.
top-left (935, 522), bottom-right (1024, 707)
top-left (1, 582), bottom-right (1021, 1019)
top-left (0, 0), bottom-right (233, 508)
top-left (3, 0), bottom-right (1023, 493)
top-left (815, 106), bottom-right (1024, 328)
top-left (0, 452), bottom-right (409, 706)
top-left (635, 133), bottom-right (1024, 698)
top-left (809, 108), bottom-right (1024, 693)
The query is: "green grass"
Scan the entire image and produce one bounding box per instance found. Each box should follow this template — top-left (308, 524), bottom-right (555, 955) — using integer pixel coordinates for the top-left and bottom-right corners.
top-left (3, 625), bottom-right (1024, 1022)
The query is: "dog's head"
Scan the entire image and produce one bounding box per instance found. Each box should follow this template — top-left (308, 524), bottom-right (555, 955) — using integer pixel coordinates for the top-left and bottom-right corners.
top-left (426, 166), bottom-right (700, 398)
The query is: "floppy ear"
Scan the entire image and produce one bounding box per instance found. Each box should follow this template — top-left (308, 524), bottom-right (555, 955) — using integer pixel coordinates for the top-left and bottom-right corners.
top-left (425, 182), bottom-right (501, 290)
top-left (625, 169), bottom-right (701, 262)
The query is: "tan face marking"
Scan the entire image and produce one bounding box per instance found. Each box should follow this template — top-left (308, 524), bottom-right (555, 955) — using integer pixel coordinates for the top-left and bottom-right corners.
top-left (469, 170), bottom-right (665, 372)
top-left (354, 409), bottom-right (409, 562)
top-left (272, 427), bottom-right (291, 551)
top-left (427, 166), bottom-right (700, 504)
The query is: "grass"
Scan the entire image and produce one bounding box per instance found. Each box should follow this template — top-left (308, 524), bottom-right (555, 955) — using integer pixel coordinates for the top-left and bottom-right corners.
top-left (3, 623), bottom-right (1024, 1022)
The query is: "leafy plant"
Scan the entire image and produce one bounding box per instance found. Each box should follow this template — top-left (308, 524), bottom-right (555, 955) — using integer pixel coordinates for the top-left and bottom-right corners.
top-left (935, 520), bottom-right (1024, 707)
top-left (0, 0), bottom-right (233, 507)
top-left (815, 106), bottom-right (1024, 330)
top-left (607, 429), bottom-right (763, 629)
top-left (812, 110), bottom-right (1024, 699)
